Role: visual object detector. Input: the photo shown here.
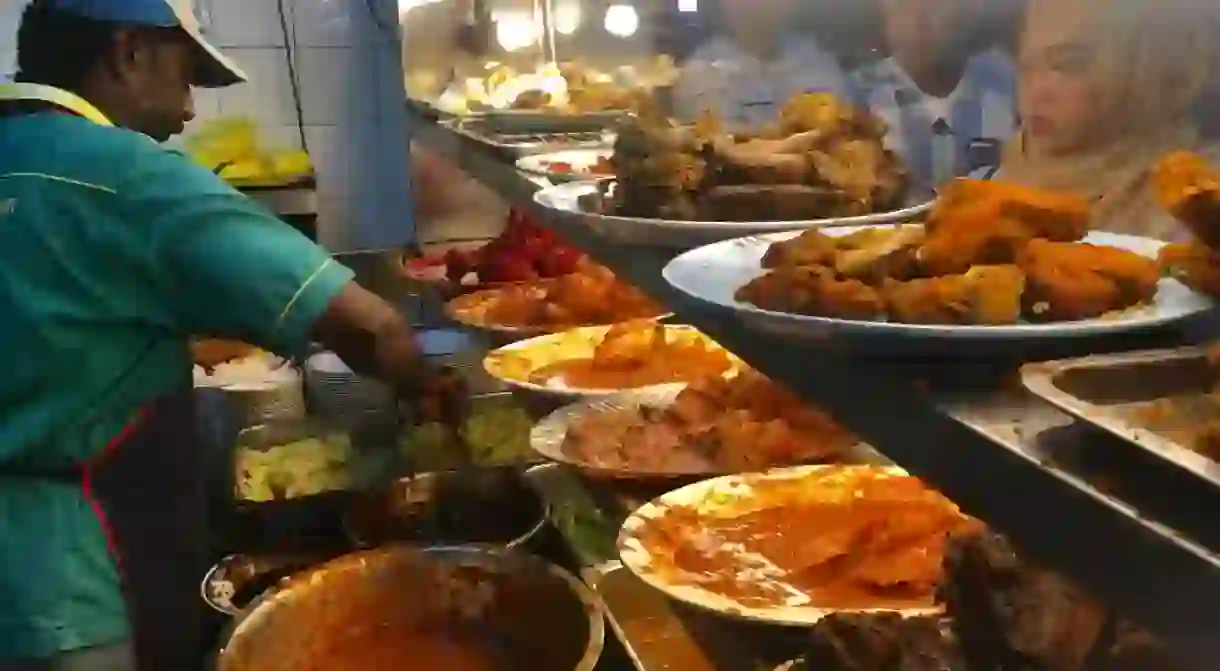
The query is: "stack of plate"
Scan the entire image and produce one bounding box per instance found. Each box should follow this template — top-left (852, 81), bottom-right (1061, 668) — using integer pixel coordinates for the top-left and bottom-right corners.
top-left (304, 352), bottom-right (397, 422)
top-left (194, 355), bottom-right (306, 428)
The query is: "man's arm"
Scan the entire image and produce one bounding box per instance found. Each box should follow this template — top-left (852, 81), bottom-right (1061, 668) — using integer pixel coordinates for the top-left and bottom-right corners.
top-left (135, 156), bottom-right (432, 389)
top-left (308, 282), bottom-right (427, 393)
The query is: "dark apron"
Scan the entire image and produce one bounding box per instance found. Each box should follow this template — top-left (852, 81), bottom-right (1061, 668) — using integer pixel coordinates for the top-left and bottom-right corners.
top-left (85, 391), bottom-right (210, 670)
top-left (0, 85), bottom-right (212, 670)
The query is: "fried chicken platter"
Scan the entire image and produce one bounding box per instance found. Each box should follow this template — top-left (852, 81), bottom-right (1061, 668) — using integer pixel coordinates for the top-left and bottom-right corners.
top-left (577, 93), bottom-right (913, 224)
top-left (532, 368), bottom-right (863, 477)
top-left (734, 179), bottom-right (1171, 326)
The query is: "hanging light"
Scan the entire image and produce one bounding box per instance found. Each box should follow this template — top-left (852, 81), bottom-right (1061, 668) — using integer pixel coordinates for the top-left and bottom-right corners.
top-left (554, 3), bottom-right (582, 35)
top-left (603, 4), bottom-right (639, 38)
top-left (495, 11), bottom-right (541, 51)
top-left (677, 0), bottom-right (698, 12)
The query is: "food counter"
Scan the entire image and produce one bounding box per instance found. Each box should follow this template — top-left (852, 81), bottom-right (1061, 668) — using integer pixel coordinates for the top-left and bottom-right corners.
top-left (407, 110), bottom-right (1220, 668)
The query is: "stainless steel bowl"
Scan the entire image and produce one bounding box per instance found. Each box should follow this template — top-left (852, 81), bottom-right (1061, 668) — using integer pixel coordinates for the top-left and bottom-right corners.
top-left (215, 545), bottom-right (605, 671)
top-left (343, 466), bottom-right (549, 550)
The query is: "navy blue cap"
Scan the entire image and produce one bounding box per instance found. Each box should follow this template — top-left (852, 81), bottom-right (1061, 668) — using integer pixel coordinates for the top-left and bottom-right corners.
top-left (45, 0), bottom-right (247, 87)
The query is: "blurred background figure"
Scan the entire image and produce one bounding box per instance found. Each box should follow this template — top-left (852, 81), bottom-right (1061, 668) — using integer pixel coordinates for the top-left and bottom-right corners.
top-left (671, 0), bottom-right (848, 130)
top-left (996, 0), bottom-right (1214, 238)
top-left (851, 0), bottom-right (1019, 192)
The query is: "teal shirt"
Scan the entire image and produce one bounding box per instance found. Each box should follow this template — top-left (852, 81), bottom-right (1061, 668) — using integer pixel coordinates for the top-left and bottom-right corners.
top-left (0, 113), bottom-right (354, 658)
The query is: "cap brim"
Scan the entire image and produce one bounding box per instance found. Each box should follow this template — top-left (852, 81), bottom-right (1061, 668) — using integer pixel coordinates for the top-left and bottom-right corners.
top-left (181, 24), bottom-right (247, 88)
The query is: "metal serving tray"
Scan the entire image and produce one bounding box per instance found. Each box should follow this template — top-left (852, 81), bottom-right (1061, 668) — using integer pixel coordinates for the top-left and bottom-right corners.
top-left (452, 112), bottom-right (619, 157)
top-left (1022, 346), bottom-right (1220, 489)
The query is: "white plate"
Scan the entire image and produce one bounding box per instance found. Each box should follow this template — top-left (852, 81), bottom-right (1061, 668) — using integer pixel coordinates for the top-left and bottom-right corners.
top-left (516, 149), bottom-right (614, 184)
top-left (662, 226), bottom-right (1213, 345)
top-left (531, 385), bottom-right (878, 479)
top-left (616, 464), bottom-right (944, 626)
top-left (483, 324), bottom-right (742, 403)
top-left (533, 181), bottom-right (936, 249)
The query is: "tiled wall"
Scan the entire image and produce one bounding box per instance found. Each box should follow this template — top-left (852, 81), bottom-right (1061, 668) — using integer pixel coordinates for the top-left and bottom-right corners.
top-left (0, 0), bottom-right (415, 252)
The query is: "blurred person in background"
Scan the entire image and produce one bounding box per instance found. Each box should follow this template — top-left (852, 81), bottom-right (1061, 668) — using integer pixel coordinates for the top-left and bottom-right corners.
top-left (851, 0), bottom-right (1019, 192)
top-left (996, 0), bottom-right (1213, 238)
top-left (671, 0), bottom-right (849, 130)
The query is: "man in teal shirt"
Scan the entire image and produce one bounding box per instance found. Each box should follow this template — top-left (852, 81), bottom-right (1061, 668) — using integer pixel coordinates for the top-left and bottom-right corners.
top-left (0, 1), bottom-right (455, 668)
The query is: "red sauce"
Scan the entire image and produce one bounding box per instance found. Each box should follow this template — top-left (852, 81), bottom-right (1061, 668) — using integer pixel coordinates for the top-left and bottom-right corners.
top-left (303, 627), bottom-right (503, 671)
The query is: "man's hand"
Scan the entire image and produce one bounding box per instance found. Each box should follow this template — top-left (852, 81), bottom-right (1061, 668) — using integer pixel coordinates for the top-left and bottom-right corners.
top-left (415, 366), bottom-right (470, 429)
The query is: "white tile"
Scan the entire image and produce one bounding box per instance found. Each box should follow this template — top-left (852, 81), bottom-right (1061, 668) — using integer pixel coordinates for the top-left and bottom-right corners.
top-left (205, 0), bottom-right (286, 48)
top-left (301, 125), bottom-right (346, 199)
top-left (0, 2), bottom-right (25, 54)
top-left (216, 48), bottom-right (299, 126)
top-left (289, 0), bottom-right (387, 48)
top-left (189, 88), bottom-right (223, 124)
top-left (315, 195), bottom-right (353, 249)
top-left (295, 46), bottom-right (378, 125)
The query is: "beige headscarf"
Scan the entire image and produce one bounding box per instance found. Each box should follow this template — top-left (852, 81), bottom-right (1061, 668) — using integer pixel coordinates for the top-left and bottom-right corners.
top-left (996, 0), bottom-right (1213, 239)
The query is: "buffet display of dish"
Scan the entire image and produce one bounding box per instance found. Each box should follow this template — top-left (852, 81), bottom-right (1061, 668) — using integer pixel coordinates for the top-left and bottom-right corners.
top-left (193, 104), bottom-right (1220, 669)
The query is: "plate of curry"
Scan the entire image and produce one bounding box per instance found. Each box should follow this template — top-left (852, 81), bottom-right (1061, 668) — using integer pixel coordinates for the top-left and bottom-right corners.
top-left (483, 321), bottom-right (743, 400)
top-left (617, 465), bottom-right (980, 626)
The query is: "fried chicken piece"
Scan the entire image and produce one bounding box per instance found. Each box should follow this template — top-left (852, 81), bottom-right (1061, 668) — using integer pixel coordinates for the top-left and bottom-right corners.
top-left (761, 229), bottom-right (838, 268)
top-left (883, 265), bottom-right (1025, 325)
top-left (735, 265), bottom-right (884, 319)
top-left (1158, 241), bottom-right (1220, 296)
top-left (1152, 151), bottom-right (1220, 248)
top-left (928, 179), bottom-right (1091, 242)
top-left (834, 225), bottom-right (926, 283)
top-left (1019, 240), bottom-right (1159, 321)
top-left (918, 207), bottom-right (1033, 276)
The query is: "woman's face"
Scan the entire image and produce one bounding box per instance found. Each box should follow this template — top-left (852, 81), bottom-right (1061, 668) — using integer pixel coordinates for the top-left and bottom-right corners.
top-left (1018, 0), bottom-right (1102, 154)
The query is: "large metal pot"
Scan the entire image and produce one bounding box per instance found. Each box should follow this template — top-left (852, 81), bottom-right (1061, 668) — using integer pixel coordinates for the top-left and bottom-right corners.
top-left (215, 545), bottom-right (605, 671)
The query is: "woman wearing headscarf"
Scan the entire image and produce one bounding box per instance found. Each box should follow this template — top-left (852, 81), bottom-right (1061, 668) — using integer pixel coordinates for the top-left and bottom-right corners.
top-left (995, 0), bottom-right (1214, 239)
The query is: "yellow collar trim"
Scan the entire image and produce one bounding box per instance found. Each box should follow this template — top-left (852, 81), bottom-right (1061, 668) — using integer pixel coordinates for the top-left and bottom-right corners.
top-left (0, 83), bottom-right (115, 127)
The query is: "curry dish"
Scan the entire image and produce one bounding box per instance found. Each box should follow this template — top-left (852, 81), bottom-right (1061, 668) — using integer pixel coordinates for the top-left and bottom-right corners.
top-left (629, 468), bottom-right (980, 611)
top-left (563, 370), bottom-right (857, 473)
top-left (735, 179), bottom-right (1162, 325)
top-left (528, 320), bottom-right (733, 389)
top-left (447, 261), bottom-right (663, 331)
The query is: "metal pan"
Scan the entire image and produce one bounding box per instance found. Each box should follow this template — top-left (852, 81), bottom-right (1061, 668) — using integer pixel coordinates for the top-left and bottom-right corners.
top-left (1022, 346), bottom-right (1220, 489)
top-left (215, 545), bottom-right (606, 671)
top-left (453, 113), bottom-right (618, 157)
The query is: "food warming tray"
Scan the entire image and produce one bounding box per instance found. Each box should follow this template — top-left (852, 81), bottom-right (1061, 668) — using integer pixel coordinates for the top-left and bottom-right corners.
top-left (451, 112), bottom-right (619, 157)
top-left (1022, 346), bottom-right (1220, 489)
